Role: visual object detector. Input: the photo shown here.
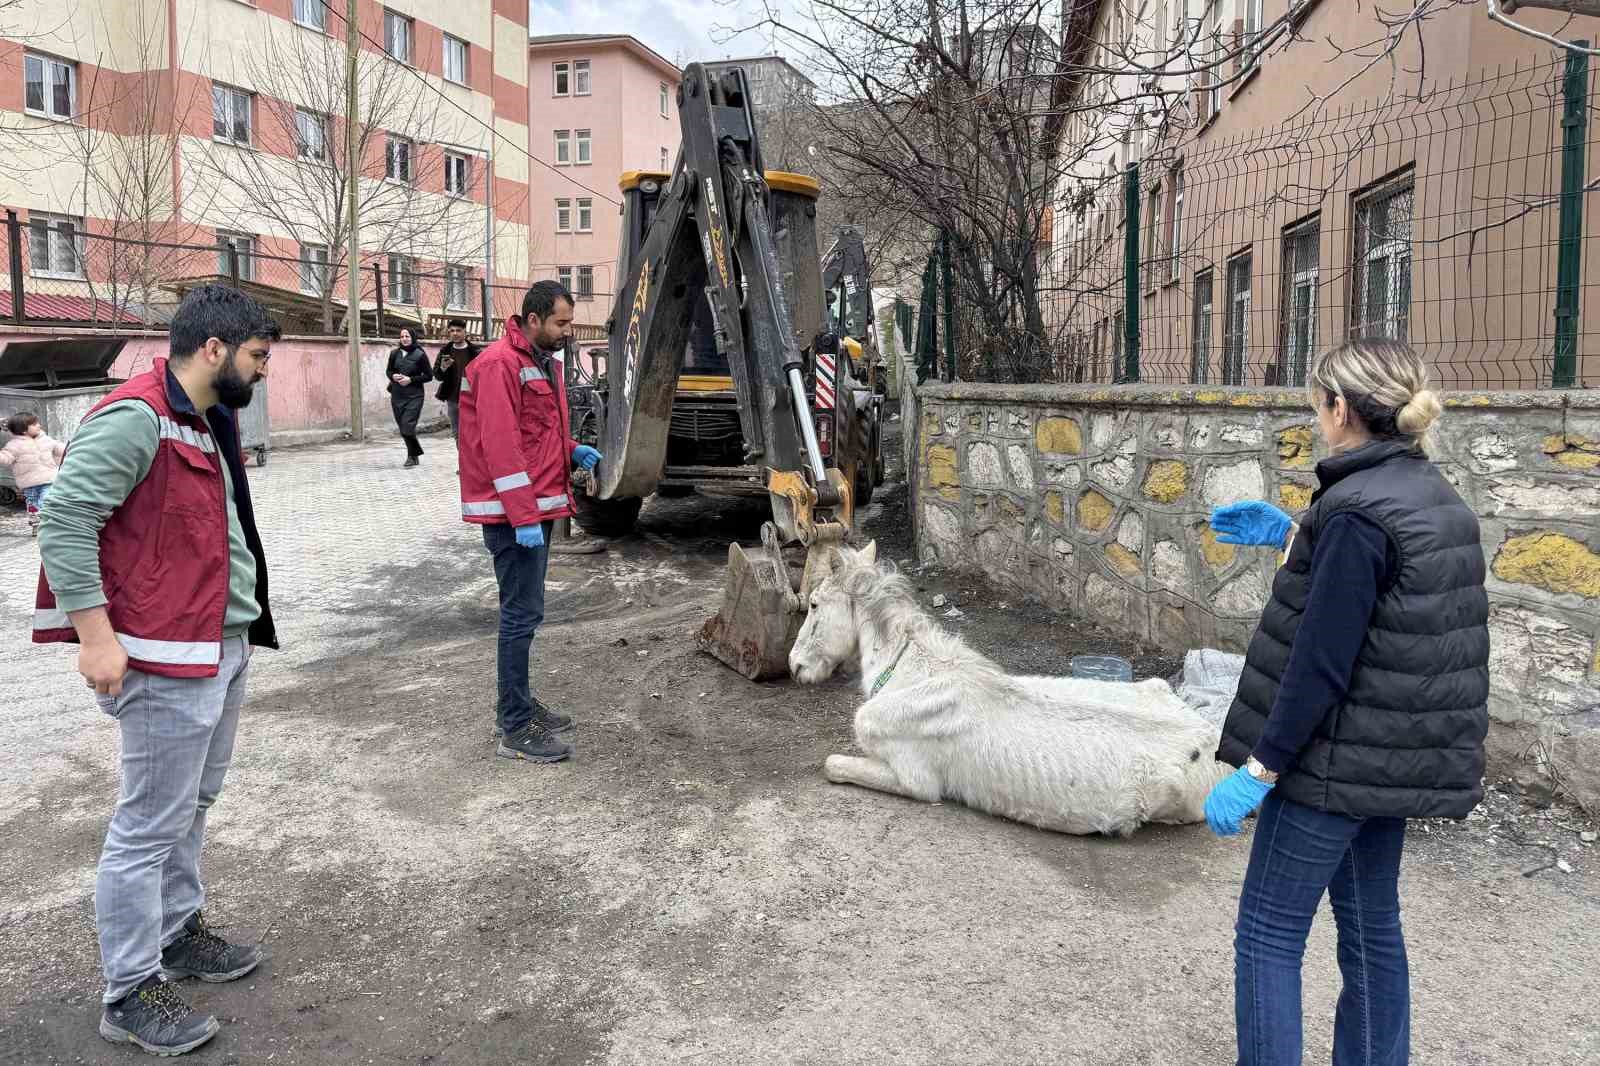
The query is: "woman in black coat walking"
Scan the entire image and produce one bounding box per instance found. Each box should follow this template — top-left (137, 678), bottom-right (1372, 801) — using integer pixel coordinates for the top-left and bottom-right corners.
top-left (386, 327), bottom-right (433, 466)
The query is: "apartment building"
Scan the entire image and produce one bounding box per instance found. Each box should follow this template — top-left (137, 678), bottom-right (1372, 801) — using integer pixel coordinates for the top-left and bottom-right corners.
top-left (1050, 0), bottom-right (1600, 389)
top-left (527, 33), bottom-right (681, 332)
top-left (0, 0), bottom-right (533, 335)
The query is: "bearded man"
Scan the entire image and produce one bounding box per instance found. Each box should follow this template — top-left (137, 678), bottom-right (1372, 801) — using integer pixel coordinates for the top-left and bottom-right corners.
top-left (34, 283), bottom-right (281, 1056)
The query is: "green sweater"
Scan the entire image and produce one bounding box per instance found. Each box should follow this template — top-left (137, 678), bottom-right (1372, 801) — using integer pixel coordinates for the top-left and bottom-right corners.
top-left (38, 400), bottom-right (260, 636)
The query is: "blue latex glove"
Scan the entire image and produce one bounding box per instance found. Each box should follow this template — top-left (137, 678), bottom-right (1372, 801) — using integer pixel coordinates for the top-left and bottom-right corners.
top-left (1204, 766), bottom-right (1274, 836)
top-left (514, 524), bottom-right (545, 549)
top-left (1211, 500), bottom-right (1293, 548)
top-left (572, 444), bottom-right (602, 471)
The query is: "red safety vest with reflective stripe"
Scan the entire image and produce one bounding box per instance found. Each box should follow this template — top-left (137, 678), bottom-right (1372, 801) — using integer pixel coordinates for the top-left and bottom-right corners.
top-left (457, 318), bottom-right (578, 527)
top-left (32, 362), bottom-right (234, 678)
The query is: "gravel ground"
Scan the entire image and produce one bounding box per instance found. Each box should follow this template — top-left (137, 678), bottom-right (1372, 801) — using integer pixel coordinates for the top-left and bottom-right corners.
top-left (1, 422), bottom-right (1595, 1065)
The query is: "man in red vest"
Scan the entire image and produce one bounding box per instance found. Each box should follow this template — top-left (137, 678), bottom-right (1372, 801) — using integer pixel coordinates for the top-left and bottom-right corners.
top-left (35, 284), bottom-right (280, 1056)
top-left (457, 280), bottom-right (600, 762)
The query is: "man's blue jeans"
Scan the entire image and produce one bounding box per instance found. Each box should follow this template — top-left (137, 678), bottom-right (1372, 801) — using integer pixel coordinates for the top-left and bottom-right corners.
top-left (1234, 791), bottom-right (1410, 1066)
top-left (482, 522), bottom-right (551, 736)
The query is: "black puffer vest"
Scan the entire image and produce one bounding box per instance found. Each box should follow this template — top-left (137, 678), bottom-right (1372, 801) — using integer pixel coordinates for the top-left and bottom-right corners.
top-left (1217, 440), bottom-right (1490, 819)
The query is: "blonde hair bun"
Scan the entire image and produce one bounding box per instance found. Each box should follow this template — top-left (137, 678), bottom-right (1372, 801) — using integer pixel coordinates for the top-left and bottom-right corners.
top-left (1396, 389), bottom-right (1443, 435)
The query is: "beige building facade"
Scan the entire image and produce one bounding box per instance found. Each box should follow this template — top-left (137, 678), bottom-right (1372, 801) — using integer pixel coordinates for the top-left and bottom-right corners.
top-left (1051, 0), bottom-right (1600, 390)
top-left (0, 0), bottom-right (533, 334)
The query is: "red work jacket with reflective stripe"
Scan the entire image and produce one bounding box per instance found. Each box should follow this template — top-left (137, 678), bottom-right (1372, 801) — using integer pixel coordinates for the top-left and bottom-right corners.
top-left (32, 362), bottom-right (237, 678)
top-left (457, 318), bottom-right (579, 527)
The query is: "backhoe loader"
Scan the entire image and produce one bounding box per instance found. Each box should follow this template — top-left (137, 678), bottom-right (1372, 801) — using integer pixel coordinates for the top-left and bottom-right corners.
top-left (563, 62), bottom-right (880, 681)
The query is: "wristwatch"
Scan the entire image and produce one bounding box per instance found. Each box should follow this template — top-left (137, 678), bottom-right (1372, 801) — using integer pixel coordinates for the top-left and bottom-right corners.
top-left (1245, 756), bottom-right (1280, 785)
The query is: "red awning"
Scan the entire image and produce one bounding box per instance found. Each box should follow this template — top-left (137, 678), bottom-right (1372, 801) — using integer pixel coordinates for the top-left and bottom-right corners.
top-left (0, 292), bottom-right (143, 325)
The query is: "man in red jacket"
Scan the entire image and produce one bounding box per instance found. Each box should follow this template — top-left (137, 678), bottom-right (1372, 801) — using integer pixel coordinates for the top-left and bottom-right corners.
top-left (35, 284), bottom-right (280, 1056)
top-left (458, 280), bottom-right (601, 763)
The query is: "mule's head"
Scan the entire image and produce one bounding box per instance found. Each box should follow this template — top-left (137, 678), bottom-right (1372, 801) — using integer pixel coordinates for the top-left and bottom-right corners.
top-left (788, 541), bottom-right (877, 684)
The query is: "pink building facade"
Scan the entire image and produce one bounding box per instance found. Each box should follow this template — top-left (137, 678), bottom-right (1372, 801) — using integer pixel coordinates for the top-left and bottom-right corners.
top-left (527, 34), bottom-right (681, 333)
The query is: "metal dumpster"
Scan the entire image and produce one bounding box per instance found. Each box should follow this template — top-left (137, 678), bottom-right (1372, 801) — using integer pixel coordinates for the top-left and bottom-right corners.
top-left (0, 337), bottom-right (126, 505)
top-left (237, 377), bottom-right (269, 466)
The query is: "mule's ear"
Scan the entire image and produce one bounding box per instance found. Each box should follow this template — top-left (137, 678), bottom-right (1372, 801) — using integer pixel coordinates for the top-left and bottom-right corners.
top-left (860, 540), bottom-right (878, 565)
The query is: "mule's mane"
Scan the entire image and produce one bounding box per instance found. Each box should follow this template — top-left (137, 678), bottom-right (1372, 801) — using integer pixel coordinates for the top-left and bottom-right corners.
top-left (834, 554), bottom-right (991, 669)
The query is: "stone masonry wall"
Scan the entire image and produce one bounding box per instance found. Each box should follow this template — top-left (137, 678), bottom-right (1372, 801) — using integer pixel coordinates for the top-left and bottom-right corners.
top-left (911, 384), bottom-right (1600, 759)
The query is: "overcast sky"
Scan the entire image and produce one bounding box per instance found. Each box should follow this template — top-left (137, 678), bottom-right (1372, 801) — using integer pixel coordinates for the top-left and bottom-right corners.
top-left (527, 0), bottom-right (785, 68)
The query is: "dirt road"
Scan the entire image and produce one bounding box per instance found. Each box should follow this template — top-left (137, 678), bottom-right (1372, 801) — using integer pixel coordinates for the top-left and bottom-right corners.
top-left (1, 428), bottom-right (1595, 1065)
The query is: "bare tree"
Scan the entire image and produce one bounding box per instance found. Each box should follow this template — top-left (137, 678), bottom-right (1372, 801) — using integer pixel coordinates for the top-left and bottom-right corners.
top-left (193, 20), bottom-right (489, 332)
top-left (739, 0), bottom-right (1485, 382)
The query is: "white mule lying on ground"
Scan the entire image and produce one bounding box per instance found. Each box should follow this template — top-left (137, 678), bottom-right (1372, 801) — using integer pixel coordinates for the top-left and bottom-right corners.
top-left (789, 543), bottom-right (1234, 837)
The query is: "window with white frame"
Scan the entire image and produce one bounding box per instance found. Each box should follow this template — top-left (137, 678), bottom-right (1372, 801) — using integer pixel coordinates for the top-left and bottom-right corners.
top-left (577, 198), bottom-right (592, 232)
top-left (1242, 0), bottom-right (1265, 73)
top-left (660, 146), bottom-right (670, 170)
top-left (27, 213), bottom-right (84, 279)
top-left (445, 264), bottom-right (471, 309)
top-left (575, 129), bottom-right (591, 164)
top-left (387, 254), bottom-right (417, 303)
top-left (1206, 4), bottom-right (1223, 117)
top-left (553, 61), bottom-right (570, 96)
top-left (444, 34), bottom-right (469, 85)
top-left (1223, 250), bottom-right (1251, 385)
top-left (1280, 218), bottom-right (1320, 386)
top-left (384, 10), bottom-right (413, 64)
top-left (555, 198), bottom-right (572, 233)
top-left (577, 265), bottom-right (594, 301)
top-left (299, 243), bottom-right (331, 294)
top-left (557, 266), bottom-right (574, 291)
top-left (216, 231), bottom-right (257, 282)
top-left (574, 59), bottom-right (591, 95)
top-left (445, 152), bottom-right (470, 196)
top-left (382, 10), bottom-right (412, 63)
top-left (212, 84), bottom-right (252, 146)
top-left (1352, 180), bottom-right (1413, 342)
top-left (1144, 183), bottom-right (1162, 288)
top-left (294, 108), bottom-right (327, 161)
top-left (659, 82), bottom-right (669, 116)
top-left (24, 52), bottom-right (76, 121)
top-left (292, 0), bottom-right (327, 31)
top-left (385, 134), bottom-right (413, 182)
top-left (1168, 168), bottom-right (1184, 282)
top-left (554, 129), bottom-right (571, 165)
top-left (1192, 267), bottom-right (1213, 384)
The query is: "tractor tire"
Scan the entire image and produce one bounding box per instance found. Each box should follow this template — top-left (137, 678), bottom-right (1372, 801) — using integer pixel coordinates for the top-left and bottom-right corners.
top-left (854, 460), bottom-right (875, 509)
top-left (571, 494), bottom-right (642, 538)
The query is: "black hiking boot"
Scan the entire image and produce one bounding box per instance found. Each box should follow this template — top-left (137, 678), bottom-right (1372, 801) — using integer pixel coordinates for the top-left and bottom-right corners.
top-left (496, 722), bottom-right (572, 763)
top-left (99, 975), bottom-right (220, 1057)
top-left (403, 456), bottom-right (419, 468)
top-left (533, 698), bottom-right (574, 733)
top-left (492, 700), bottom-right (573, 741)
top-left (160, 911), bottom-right (262, 984)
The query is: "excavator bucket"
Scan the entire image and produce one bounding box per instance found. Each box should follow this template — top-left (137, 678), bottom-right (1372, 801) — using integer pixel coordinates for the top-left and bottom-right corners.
top-left (697, 471), bottom-right (852, 681)
top-left (696, 537), bottom-right (802, 681)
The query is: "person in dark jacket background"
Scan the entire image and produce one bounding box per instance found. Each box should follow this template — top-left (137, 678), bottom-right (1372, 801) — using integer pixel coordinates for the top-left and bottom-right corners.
top-left (386, 328), bottom-right (432, 467)
top-left (431, 318), bottom-right (480, 440)
top-left (1203, 339), bottom-right (1488, 1066)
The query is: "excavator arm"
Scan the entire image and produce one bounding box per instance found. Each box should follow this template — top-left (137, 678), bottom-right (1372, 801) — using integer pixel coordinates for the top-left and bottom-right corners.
top-left (585, 63), bottom-right (853, 679)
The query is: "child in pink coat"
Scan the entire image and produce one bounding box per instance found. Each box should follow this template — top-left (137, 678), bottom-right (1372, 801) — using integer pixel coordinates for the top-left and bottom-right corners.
top-left (1, 411), bottom-right (66, 534)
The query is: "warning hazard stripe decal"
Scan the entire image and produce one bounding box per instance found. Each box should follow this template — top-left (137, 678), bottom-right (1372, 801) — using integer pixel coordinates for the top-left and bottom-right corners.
top-left (816, 351), bottom-right (836, 409)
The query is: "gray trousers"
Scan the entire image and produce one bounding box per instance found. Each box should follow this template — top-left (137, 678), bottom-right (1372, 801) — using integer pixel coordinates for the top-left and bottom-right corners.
top-left (446, 399), bottom-right (460, 439)
top-left (95, 635), bottom-right (252, 1002)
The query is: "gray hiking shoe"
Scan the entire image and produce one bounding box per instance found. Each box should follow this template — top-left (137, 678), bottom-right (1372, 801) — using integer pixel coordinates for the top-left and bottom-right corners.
top-left (496, 723), bottom-right (573, 763)
top-left (99, 975), bottom-right (220, 1056)
top-left (160, 911), bottom-right (262, 983)
top-left (491, 700), bottom-right (573, 742)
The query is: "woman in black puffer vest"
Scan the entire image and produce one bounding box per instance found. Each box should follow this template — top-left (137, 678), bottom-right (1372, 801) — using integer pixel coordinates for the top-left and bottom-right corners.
top-left (385, 327), bottom-right (433, 467)
top-left (1202, 340), bottom-right (1488, 1066)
